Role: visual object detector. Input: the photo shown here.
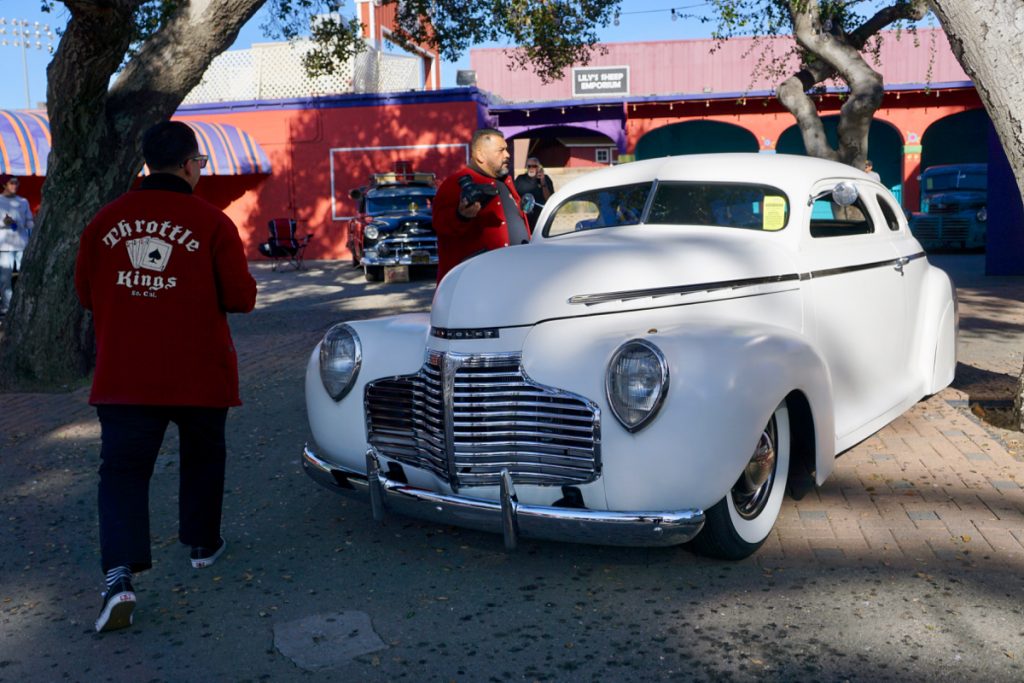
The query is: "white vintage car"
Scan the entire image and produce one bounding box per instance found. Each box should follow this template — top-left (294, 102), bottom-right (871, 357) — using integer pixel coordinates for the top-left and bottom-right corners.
top-left (303, 153), bottom-right (957, 559)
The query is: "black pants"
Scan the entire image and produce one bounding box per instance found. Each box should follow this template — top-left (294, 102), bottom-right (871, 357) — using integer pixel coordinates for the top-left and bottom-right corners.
top-left (97, 405), bottom-right (228, 573)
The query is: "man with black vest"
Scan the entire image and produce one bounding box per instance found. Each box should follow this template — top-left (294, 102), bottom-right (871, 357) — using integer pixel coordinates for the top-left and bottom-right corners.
top-left (432, 128), bottom-right (530, 283)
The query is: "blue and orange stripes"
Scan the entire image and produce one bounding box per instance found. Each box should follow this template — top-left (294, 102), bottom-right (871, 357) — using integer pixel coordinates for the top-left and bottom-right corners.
top-left (0, 110), bottom-right (51, 175)
top-left (0, 110), bottom-right (270, 177)
top-left (179, 119), bottom-right (271, 175)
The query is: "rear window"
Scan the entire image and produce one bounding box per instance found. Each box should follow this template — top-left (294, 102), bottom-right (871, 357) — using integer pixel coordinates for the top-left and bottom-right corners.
top-left (647, 182), bottom-right (790, 231)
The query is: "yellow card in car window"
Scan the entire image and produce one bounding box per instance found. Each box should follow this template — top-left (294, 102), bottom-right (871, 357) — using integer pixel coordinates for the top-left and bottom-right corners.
top-left (762, 196), bottom-right (787, 231)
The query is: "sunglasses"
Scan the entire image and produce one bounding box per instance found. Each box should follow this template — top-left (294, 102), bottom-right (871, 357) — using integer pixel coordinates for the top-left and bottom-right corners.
top-left (187, 154), bottom-right (209, 169)
top-left (526, 164), bottom-right (539, 169)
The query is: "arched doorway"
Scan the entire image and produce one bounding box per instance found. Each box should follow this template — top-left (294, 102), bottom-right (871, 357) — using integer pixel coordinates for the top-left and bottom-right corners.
top-left (635, 120), bottom-right (758, 159)
top-left (777, 116), bottom-right (903, 193)
top-left (920, 108), bottom-right (989, 170)
top-left (507, 125), bottom-right (619, 192)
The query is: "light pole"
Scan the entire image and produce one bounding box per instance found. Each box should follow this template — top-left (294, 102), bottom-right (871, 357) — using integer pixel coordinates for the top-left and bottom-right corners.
top-left (0, 17), bottom-right (55, 109)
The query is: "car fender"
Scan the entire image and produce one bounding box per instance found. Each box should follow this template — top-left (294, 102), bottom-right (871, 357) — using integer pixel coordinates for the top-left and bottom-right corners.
top-left (522, 313), bottom-right (835, 512)
top-left (909, 266), bottom-right (958, 395)
top-left (305, 313), bottom-right (430, 469)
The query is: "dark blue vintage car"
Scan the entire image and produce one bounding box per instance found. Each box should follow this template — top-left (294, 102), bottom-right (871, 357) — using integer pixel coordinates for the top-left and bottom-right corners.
top-left (909, 163), bottom-right (987, 249)
top-left (347, 169), bottom-right (437, 282)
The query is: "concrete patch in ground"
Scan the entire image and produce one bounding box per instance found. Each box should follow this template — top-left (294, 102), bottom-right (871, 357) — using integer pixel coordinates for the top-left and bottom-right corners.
top-left (274, 611), bottom-right (386, 670)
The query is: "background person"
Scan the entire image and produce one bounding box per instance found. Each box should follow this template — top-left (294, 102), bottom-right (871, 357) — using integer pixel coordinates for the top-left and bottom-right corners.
top-left (864, 159), bottom-right (881, 182)
top-left (0, 174), bottom-right (34, 317)
top-left (432, 128), bottom-right (530, 282)
top-left (514, 157), bottom-right (554, 230)
top-left (75, 121), bottom-right (257, 633)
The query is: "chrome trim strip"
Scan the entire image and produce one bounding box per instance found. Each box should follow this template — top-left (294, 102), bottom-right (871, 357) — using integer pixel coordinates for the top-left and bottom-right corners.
top-left (441, 352), bottom-right (460, 489)
top-left (799, 255), bottom-right (909, 280)
top-left (569, 273), bottom-right (800, 306)
top-left (570, 251), bottom-right (928, 306)
top-left (639, 178), bottom-right (659, 223)
top-left (302, 443), bottom-right (705, 548)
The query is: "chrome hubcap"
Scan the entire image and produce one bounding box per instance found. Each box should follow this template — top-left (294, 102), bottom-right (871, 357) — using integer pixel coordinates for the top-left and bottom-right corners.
top-left (732, 416), bottom-right (778, 520)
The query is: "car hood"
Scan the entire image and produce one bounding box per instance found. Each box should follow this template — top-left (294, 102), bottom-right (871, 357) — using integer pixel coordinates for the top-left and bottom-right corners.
top-left (925, 191), bottom-right (985, 205)
top-left (431, 226), bottom-right (798, 329)
top-left (369, 211), bottom-right (434, 232)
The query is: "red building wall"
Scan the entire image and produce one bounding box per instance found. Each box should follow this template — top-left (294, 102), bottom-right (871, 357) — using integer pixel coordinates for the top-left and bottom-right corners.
top-left (179, 92), bottom-right (482, 260)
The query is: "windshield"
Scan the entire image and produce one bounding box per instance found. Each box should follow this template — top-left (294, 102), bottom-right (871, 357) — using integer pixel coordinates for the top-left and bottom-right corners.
top-left (544, 183), bottom-right (649, 236)
top-left (648, 182), bottom-right (789, 231)
top-left (924, 169), bottom-right (986, 192)
top-left (544, 181), bottom-right (789, 236)
top-left (366, 190), bottom-right (434, 214)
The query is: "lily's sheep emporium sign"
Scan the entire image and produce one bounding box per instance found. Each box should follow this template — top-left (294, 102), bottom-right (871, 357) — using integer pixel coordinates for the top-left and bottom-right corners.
top-left (572, 66), bottom-right (630, 97)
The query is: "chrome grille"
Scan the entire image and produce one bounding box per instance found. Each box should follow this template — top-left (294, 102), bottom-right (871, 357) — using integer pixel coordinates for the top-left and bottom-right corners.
top-left (377, 235), bottom-right (438, 259)
top-left (365, 352), bottom-right (601, 489)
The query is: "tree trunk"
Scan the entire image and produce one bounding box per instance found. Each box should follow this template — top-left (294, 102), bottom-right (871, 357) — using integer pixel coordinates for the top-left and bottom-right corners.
top-left (0, 0), bottom-right (265, 391)
top-left (927, 1), bottom-right (1024, 430)
top-left (776, 0), bottom-right (928, 169)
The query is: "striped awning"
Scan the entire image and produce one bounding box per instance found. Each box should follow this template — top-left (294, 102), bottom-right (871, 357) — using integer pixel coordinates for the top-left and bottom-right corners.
top-left (0, 110), bottom-right (50, 176)
top-left (0, 110), bottom-right (271, 176)
top-left (177, 119), bottom-right (272, 176)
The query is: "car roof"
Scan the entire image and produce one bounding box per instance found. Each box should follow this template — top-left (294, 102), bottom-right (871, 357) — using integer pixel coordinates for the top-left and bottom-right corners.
top-left (921, 163), bottom-right (987, 174)
top-left (555, 153), bottom-right (872, 200)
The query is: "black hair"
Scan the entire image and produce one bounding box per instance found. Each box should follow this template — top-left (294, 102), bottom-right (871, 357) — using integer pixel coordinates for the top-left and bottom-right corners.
top-left (142, 121), bottom-right (199, 171)
top-left (470, 128), bottom-right (504, 155)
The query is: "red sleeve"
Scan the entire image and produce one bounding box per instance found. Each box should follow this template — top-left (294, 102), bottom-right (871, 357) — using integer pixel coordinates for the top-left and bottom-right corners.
top-left (433, 171), bottom-right (479, 239)
top-left (213, 214), bottom-right (257, 313)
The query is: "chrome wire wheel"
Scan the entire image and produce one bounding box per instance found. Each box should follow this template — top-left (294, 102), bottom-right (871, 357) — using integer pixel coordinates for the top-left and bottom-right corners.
top-left (731, 416), bottom-right (778, 520)
top-left (693, 400), bottom-right (791, 560)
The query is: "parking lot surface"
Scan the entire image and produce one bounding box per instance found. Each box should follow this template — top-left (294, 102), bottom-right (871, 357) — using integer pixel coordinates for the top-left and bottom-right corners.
top-left (1, 254), bottom-right (1022, 682)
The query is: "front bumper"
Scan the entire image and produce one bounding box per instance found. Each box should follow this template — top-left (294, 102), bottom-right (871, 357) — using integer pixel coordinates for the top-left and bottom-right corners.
top-left (303, 443), bottom-right (705, 549)
top-left (361, 253), bottom-right (438, 267)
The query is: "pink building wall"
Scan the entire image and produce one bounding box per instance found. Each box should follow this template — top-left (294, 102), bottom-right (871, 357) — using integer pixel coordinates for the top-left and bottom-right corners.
top-left (471, 28), bottom-right (969, 103)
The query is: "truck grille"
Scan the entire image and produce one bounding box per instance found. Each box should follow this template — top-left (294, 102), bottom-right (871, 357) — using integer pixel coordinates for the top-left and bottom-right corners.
top-left (365, 352), bottom-right (601, 489)
top-left (911, 216), bottom-right (970, 242)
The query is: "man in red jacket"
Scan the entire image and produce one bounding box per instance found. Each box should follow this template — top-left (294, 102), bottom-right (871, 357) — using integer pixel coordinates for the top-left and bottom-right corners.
top-left (433, 128), bottom-right (530, 282)
top-left (75, 121), bottom-right (257, 633)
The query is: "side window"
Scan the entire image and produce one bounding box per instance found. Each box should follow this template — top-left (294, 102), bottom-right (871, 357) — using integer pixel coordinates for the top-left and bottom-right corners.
top-left (809, 194), bottom-right (875, 238)
top-left (875, 194), bottom-right (902, 231)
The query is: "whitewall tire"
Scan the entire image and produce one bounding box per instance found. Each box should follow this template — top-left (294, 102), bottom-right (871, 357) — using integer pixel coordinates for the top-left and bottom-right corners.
top-left (693, 401), bottom-right (790, 560)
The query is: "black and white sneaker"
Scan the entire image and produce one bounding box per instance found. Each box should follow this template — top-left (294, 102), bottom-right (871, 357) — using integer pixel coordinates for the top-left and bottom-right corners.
top-left (190, 538), bottom-right (226, 569)
top-left (95, 577), bottom-right (136, 633)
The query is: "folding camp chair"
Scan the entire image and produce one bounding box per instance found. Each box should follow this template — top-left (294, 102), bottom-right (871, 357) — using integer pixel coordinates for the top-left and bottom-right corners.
top-left (257, 219), bottom-right (312, 271)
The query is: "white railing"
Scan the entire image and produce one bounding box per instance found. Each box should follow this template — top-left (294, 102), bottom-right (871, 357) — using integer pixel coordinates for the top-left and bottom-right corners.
top-left (183, 40), bottom-right (422, 104)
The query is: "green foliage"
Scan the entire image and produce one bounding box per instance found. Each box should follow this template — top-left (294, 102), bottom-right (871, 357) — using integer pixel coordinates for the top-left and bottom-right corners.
top-left (265, 0), bottom-right (622, 84)
top-left (116, 1), bottom-right (182, 63)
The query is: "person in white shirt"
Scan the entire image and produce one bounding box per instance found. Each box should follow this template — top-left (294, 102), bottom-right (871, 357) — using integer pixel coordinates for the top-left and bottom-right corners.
top-left (0, 174), bottom-right (34, 316)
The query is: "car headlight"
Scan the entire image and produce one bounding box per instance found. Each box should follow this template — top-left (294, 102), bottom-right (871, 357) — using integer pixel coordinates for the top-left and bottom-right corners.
top-left (363, 224), bottom-right (379, 240)
top-left (319, 323), bottom-right (361, 401)
top-left (977, 206), bottom-right (988, 222)
top-left (605, 339), bottom-right (669, 432)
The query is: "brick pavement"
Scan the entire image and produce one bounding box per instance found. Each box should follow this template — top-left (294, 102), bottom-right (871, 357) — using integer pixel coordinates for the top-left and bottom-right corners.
top-left (1, 255), bottom-right (1022, 568)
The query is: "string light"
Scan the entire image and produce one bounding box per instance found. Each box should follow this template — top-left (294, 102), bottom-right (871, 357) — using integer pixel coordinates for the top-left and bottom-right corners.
top-left (611, 3), bottom-right (710, 26)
